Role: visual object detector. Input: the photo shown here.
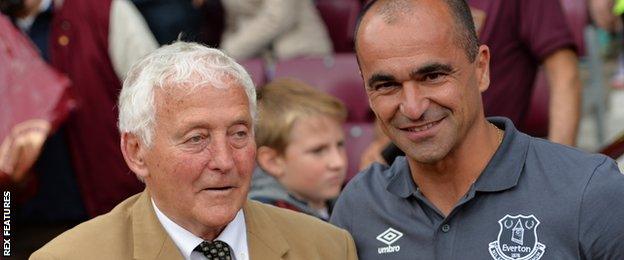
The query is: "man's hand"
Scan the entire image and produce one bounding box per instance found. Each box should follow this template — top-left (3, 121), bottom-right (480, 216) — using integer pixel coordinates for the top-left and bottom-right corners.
top-left (0, 120), bottom-right (50, 184)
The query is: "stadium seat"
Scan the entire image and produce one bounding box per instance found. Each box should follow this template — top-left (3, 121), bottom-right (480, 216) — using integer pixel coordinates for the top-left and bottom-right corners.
top-left (240, 58), bottom-right (267, 88)
top-left (273, 53), bottom-right (373, 122)
top-left (315, 0), bottom-right (361, 53)
top-left (343, 122), bottom-right (376, 183)
top-left (599, 131), bottom-right (624, 160)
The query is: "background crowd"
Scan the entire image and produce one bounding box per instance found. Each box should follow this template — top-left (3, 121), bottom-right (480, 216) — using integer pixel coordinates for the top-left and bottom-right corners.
top-left (1, 0), bottom-right (624, 258)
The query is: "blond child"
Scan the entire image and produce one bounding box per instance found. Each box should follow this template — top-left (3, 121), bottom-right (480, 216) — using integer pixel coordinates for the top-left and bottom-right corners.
top-left (250, 78), bottom-right (348, 220)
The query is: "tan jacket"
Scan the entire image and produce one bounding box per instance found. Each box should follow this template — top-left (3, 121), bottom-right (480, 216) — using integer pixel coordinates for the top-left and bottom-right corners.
top-left (221, 0), bottom-right (333, 60)
top-left (30, 190), bottom-right (357, 259)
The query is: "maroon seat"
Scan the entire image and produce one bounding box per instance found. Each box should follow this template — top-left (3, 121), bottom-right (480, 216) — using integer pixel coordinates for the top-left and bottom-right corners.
top-left (343, 122), bottom-right (375, 183)
top-left (240, 58), bottom-right (267, 88)
top-left (520, 0), bottom-right (588, 137)
top-left (315, 0), bottom-right (361, 53)
top-left (599, 131), bottom-right (624, 160)
top-left (273, 53), bottom-right (373, 122)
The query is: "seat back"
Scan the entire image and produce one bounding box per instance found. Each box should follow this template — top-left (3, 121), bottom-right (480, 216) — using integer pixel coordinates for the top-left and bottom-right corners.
top-left (315, 0), bottom-right (361, 53)
top-left (599, 132), bottom-right (624, 160)
top-left (343, 122), bottom-right (376, 183)
top-left (273, 54), bottom-right (373, 122)
top-left (240, 58), bottom-right (267, 88)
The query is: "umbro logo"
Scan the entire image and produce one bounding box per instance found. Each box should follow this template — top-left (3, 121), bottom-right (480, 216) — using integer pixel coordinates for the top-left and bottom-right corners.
top-left (376, 228), bottom-right (403, 254)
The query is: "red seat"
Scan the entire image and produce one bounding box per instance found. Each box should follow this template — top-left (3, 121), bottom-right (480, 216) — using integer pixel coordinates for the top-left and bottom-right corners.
top-left (240, 58), bottom-right (267, 88)
top-left (599, 131), bottom-right (624, 160)
top-left (273, 53), bottom-right (373, 122)
top-left (343, 122), bottom-right (375, 183)
top-left (315, 0), bottom-right (361, 53)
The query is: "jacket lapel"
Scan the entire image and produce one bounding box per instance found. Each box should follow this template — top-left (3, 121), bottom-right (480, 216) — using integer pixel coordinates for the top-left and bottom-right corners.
top-left (131, 190), bottom-right (183, 260)
top-left (244, 200), bottom-right (289, 259)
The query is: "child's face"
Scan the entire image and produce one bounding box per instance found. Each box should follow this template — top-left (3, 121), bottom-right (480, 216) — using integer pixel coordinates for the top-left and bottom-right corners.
top-left (278, 115), bottom-right (347, 207)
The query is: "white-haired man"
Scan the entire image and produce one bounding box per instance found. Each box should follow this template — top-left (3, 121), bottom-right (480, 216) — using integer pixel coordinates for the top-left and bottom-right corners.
top-left (30, 42), bottom-right (358, 260)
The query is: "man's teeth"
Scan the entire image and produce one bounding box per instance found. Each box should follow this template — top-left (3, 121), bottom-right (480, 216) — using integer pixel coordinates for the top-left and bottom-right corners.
top-left (407, 122), bottom-right (436, 132)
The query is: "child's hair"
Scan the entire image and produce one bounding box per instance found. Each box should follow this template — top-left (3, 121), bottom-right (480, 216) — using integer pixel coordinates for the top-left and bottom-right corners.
top-left (256, 78), bottom-right (347, 153)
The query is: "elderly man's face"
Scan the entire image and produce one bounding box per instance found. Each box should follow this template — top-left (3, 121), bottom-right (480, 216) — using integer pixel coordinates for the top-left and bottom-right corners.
top-left (143, 80), bottom-right (255, 239)
top-left (357, 0), bottom-right (489, 164)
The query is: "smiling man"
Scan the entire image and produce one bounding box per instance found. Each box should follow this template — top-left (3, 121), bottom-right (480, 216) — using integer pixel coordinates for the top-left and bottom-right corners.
top-left (330, 0), bottom-right (624, 259)
top-left (30, 42), bottom-right (357, 260)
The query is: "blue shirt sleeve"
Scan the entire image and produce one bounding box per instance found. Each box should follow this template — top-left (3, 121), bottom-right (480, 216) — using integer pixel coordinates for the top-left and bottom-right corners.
top-left (579, 157), bottom-right (624, 259)
top-left (330, 184), bottom-right (355, 232)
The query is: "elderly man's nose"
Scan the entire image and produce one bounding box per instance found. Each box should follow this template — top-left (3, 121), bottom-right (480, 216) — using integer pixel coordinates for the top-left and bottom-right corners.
top-left (208, 139), bottom-right (235, 173)
top-left (399, 82), bottom-right (429, 119)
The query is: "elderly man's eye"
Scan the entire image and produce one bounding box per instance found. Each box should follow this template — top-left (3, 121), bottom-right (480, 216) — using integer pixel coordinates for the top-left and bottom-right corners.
top-left (234, 131), bottom-right (248, 139)
top-left (229, 126), bottom-right (250, 148)
top-left (186, 135), bottom-right (205, 144)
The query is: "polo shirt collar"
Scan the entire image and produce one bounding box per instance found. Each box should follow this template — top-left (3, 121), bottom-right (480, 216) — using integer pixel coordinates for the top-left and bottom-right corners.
top-left (473, 117), bottom-right (529, 192)
top-left (386, 156), bottom-right (418, 198)
top-left (385, 117), bottom-right (529, 197)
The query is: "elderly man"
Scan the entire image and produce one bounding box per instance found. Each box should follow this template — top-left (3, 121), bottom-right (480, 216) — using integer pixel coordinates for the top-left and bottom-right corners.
top-left (30, 42), bottom-right (357, 260)
top-left (330, 0), bottom-right (624, 259)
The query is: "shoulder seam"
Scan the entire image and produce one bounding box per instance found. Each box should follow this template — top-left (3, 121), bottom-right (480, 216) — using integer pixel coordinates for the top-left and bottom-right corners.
top-left (576, 155), bottom-right (610, 256)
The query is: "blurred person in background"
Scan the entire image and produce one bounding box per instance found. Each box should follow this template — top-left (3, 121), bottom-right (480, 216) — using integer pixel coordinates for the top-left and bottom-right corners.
top-left (0, 0), bottom-right (157, 226)
top-left (360, 0), bottom-right (582, 168)
top-left (589, 0), bottom-right (624, 89)
top-left (251, 79), bottom-right (348, 221)
top-left (131, 0), bottom-right (219, 45)
top-left (220, 0), bottom-right (333, 61)
top-left (131, 0), bottom-right (203, 45)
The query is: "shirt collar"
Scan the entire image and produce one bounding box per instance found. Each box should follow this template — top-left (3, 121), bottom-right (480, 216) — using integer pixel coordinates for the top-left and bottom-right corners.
top-left (386, 156), bottom-right (417, 198)
top-left (15, 0), bottom-right (52, 31)
top-left (473, 117), bottom-right (529, 192)
top-left (152, 199), bottom-right (248, 260)
top-left (386, 117), bottom-right (529, 197)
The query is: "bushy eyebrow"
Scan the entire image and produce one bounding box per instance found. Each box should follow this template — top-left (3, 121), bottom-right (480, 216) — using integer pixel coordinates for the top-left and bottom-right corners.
top-left (410, 63), bottom-right (454, 78)
top-left (367, 62), bottom-right (455, 87)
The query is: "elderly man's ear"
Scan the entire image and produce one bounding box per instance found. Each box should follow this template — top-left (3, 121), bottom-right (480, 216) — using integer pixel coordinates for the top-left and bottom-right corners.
top-left (120, 133), bottom-right (149, 179)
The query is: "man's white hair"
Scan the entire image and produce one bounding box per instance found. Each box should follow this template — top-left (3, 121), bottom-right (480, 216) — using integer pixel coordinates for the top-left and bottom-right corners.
top-left (118, 42), bottom-right (256, 147)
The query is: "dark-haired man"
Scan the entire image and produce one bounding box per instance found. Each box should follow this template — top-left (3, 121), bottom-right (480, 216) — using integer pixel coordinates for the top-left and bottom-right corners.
top-left (331, 0), bottom-right (624, 259)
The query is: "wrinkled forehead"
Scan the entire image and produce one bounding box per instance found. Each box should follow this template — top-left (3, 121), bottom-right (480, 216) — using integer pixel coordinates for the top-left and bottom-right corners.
top-left (156, 73), bottom-right (245, 100)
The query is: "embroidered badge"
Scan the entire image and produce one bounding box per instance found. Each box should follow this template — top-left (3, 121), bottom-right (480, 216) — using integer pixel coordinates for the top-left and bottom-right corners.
top-left (489, 214), bottom-right (546, 260)
top-left (376, 228), bottom-right (403, 254)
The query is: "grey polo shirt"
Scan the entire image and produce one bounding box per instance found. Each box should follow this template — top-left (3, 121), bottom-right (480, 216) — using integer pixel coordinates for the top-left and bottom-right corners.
top-left (330, 118), bottom-right (624, 260)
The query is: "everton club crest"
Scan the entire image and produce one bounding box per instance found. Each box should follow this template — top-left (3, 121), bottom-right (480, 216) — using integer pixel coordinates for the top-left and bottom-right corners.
top-left (489, 214), bottom-right (546, 260)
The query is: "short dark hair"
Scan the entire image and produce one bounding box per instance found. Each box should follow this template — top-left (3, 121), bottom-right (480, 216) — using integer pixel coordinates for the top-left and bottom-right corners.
top-left (355, 0), bottom-right (479, 62)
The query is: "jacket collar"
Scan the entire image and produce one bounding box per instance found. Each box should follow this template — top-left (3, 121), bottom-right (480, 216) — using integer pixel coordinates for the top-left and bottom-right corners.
top-left (131, 189), bottom-right (183, 260)
top-left (244, 200), bottom-right (289, 259)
